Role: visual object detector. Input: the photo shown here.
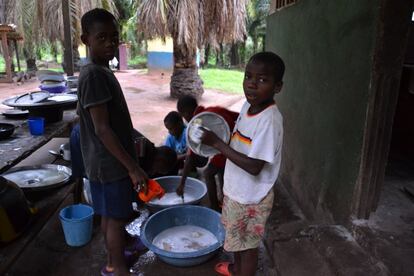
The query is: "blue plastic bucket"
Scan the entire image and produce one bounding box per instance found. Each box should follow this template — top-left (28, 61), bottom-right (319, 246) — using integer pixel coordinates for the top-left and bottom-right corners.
top-left (28, 117), bottom-right (45, 135)
top-left (59, 204), bottom-right (94, 247)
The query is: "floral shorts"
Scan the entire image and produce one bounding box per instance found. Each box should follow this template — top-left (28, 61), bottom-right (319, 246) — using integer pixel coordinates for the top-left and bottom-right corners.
top-left (221, 190), bottom-right (274, 252)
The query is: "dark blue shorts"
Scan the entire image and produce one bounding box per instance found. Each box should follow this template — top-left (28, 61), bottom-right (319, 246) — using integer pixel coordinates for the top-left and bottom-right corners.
top-left (69, 124), bottom-right (85, 178)
top-left (89, 177), bottom-right (135, 220)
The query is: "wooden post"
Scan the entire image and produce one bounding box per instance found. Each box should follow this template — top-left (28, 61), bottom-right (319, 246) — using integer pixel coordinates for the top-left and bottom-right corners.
top-left (62, 0), bottom-right (74, 76)
top-left (1, 32), bottom-right (12, 82)
top-left (13, 39), bottom-right (21, 72)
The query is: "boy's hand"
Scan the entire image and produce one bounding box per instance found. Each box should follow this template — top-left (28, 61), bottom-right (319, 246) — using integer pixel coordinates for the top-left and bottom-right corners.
top-left (129, 165), bottom-right (148, 194)
top-left (176, 183), bottom-right (184, 196)
top-left (200, 128), bottom-right (221, 148)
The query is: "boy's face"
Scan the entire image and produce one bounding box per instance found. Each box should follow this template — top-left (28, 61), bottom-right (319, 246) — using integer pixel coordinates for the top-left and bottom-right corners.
top-left (81, 20), bottom-right (119, 63)
top-left (165, 121), bottom-right (183, 138)
top-left (243, 61), bottom-right (282, 107)
top-left (179, 108), bottom-right (194, 123)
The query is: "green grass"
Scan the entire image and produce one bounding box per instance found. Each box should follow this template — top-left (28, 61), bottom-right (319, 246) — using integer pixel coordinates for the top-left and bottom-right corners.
top-left (199, 68), bottom-right (244, 94)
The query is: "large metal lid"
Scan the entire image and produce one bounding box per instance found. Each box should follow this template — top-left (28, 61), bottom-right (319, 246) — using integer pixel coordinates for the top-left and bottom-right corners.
top-left (2, 164), bottom-right (71, 191)
top-left (13, 91), bottom-right (50, 106)
top-left (2, 91), bottom-right (77, 108)
top-left (186, 112), bottom-right (230, 157)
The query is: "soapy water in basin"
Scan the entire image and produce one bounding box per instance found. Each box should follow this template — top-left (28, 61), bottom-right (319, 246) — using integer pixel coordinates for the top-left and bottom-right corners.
top-left (149, 192), bottom-right (196, 205)
top-left (152, 225), bottom-right (218, 253)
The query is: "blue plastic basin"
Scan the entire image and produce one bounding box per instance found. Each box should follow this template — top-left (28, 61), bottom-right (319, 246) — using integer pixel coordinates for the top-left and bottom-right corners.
top-left (146, 176), bottom-right (207, 213)
top-left (140, 205), bottom-right (225, 267)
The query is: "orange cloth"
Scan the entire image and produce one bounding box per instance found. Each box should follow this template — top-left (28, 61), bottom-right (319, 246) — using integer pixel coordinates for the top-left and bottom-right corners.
top-left (138, 179), bottom-right (165, 203)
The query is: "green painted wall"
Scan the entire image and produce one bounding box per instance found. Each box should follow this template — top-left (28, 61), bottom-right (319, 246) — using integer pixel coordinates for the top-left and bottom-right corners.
top-left (266, 0), bottom-right (380, 222)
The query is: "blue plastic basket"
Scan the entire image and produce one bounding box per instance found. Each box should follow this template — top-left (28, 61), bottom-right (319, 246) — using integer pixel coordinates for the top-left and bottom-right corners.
top-left (59, 204), bottom-right (94, 247)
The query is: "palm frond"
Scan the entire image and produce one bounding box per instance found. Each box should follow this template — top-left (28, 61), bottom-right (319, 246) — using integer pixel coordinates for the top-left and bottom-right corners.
top-left (137, 0), bottom-right (247, 52)
top-left (137, 0), bottom-right (172, 41)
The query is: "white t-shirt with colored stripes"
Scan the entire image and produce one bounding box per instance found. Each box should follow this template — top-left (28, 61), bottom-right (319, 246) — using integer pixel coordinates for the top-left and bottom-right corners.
top-left (223, 101), bottom-right (283, 204)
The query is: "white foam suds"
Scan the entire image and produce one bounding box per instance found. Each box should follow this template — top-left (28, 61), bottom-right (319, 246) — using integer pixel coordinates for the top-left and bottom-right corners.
top-left (152, 225), bottom-right (218, 253)
top-left (149, 192), bottom-right (196, 205)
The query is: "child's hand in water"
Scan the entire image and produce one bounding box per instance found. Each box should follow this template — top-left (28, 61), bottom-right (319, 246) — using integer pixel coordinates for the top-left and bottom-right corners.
top-left (200, 128), bottom-right (221, 147)
top-left (176, 184), bottom-right (184, 196)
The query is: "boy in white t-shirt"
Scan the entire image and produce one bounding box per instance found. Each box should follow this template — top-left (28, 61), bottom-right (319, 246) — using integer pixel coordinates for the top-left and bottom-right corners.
top-left (201, 52), bottom-right (285, 276)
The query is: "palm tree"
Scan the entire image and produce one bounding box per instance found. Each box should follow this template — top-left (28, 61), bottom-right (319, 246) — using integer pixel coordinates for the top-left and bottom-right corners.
top-left (136, 0), bottom-right (248, 98)
top-left (247, 0), bottom-right (269, 54)
top-left (0, 0), bottom-right (117, 73)
top-left (42, 0), bottom-right (118, 72)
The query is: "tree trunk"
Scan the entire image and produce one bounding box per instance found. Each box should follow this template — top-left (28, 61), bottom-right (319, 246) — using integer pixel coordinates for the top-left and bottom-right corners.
top-left (253, 35), bottom-right (258, 54)
top-left (204, 44), bottom-right (210, 68)
top-left (73, 44), bottom-right (80, 71)
top-left (170, 39), bottom-right (204, 99)
top-left (218, 43), bottom-right (224, 67)
top-left (23, 47), bottom-right (37, 72)
top-left (240, 40), bottom-right (246, 65)
top-left (262, 35), bottom-right (266, 52)
top-left (25, 58), bottom-right (37, 72)
top-left (230, 43), bottom-right (240, 67)
top-left (51, 42), bottom-right (59, 63)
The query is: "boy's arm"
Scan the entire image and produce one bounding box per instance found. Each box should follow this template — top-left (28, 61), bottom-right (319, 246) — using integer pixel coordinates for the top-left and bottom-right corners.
top-left (176, 151), bottom-right (195, 196)
top-left (176, 151), bottom-right (208, 195)
top-left (89, 103), bottom-right (148, 191)
top-left (201, 130), bottom-right (265, 176)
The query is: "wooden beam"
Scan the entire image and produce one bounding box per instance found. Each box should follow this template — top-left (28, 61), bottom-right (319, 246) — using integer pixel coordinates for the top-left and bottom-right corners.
top-left (62, 0), bottom-right (74, 76)
top-left (13, 40), bottom-right (21, 72)
top-left (1, 32), bottom-right (12, 82)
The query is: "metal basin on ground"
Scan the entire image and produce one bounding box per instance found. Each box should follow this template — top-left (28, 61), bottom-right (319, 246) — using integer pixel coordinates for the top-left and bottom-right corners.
top-left (146, 176), bottom-right (207, 213)
top-left (140, 205), bottom-right (225, 267)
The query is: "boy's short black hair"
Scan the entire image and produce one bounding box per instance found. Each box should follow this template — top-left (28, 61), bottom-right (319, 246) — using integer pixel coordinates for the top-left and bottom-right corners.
top-left (248, 52), bottom-right (285, 82)
top-left (177, 95), bottom-right (198, 112)
top-left (164, 111), bottom-right (183, 125)
top-left (81, 8), bottom-right (117, 34)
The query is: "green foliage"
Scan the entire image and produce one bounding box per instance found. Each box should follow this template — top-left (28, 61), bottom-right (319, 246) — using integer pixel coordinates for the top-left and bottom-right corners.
top-left (199, 68), bottom-right (244, 94)
top-left (128, 55), bottom-right (147, 69)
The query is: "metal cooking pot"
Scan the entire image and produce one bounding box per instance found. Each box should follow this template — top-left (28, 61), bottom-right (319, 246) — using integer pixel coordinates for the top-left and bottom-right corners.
top-left (0, 123), bottom-right (17, 140)
top-left (0, 176), bottom-right (36, 243)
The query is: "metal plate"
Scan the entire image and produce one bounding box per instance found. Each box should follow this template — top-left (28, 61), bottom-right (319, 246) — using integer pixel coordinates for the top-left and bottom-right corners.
top-left (2, 109), bottom-right (29, 119)
top-left (186, 112), bottom-right (230, 157)
top-left (2, 164), bottom-right (72, 191)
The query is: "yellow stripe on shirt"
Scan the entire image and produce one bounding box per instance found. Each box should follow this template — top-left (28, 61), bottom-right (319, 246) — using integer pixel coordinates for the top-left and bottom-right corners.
top-left (231, 130), bottom-right (252, 145)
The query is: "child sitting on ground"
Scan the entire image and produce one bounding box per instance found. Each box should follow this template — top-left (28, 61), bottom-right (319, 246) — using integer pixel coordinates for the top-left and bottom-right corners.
top-left (176, 95), bottom-right (239, 211)
top-left (163, 111), bottom-right (188, 164)
top-left (200, 52), bottom-right (285, 276)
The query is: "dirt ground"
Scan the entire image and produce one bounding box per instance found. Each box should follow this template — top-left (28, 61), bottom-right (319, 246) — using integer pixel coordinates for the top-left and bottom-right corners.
top-left (0, 70), bottom-right (244, 144)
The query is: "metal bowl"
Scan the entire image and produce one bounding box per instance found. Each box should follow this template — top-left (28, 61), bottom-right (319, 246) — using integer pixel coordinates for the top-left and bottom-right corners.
top-left (186, 112), bottom-right (230, 157)
top-left (140, 205), bottom-right (225, 267)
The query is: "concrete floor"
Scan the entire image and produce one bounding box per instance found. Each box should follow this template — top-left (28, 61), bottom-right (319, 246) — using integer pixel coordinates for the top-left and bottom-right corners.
top-left (2, 71), bottom-right (414, 275)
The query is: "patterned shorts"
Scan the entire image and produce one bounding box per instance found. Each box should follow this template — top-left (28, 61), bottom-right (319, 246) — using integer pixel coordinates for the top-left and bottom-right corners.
top-left (221, 190), bottom-right (274, 252)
